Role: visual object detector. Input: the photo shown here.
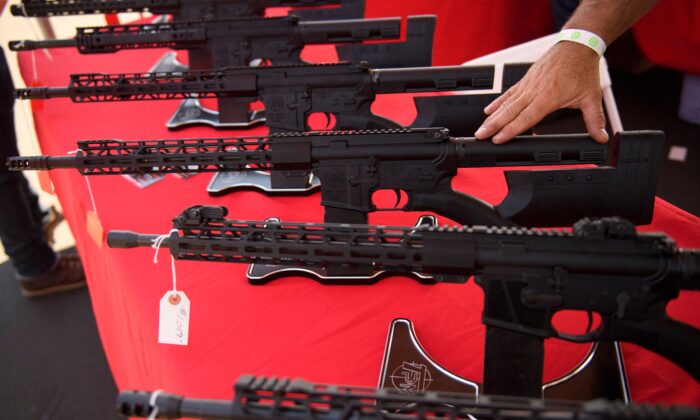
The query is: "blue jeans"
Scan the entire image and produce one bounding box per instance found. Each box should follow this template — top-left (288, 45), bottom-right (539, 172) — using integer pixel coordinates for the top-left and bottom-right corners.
top-left (0, 48), bottom-right (56, 278)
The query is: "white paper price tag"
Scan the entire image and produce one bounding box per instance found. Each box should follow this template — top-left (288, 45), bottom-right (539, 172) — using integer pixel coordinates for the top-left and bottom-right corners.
top-left (158, 291), bottom-right (190, 345)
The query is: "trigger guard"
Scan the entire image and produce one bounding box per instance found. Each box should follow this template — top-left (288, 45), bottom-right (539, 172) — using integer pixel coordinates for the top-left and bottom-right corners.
top-left (555, 326), bottom-right (603, 343)
top-left (551, 310), bottom-right (607, 343)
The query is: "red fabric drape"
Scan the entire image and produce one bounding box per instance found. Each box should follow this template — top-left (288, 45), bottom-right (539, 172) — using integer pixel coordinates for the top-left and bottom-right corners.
top-left (633, 0), bottom-right (700, 74)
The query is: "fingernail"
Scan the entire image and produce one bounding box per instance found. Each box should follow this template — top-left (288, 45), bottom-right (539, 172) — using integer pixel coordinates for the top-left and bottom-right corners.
top-left (475, 126), bottom-right (487, 138)
top-left (492, 134), bottom-right (504, 144)
top-left (600, 129), bottom-right (609, 142)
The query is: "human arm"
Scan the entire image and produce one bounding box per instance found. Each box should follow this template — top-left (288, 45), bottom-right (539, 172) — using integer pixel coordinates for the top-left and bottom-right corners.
top-left (474, 0), bottom-right (659, 144)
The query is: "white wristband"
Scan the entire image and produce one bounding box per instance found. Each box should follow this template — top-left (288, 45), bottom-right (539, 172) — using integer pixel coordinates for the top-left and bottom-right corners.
top-left (558, 29), bottom-right (607, 57)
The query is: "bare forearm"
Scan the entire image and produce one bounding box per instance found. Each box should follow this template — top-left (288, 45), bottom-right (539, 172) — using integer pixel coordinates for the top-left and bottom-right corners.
top-left (474, 0), bottom-right (660, 144)
top-left (564, 0), bottom-right (659, 45)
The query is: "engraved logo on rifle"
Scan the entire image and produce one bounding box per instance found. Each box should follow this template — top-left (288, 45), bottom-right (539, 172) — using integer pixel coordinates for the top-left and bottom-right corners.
top-left (182, 105), bottom-right (202, 119)
top-left (320, 168), bottom-right (347, 202)
top-left (265, 95), bottom-right (285, 123)
top-left (389, 361), bottom-right (433, 394)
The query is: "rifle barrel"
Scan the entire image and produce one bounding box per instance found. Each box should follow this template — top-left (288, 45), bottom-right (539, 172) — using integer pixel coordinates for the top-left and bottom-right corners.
top-left (8, 39), bottom-right (77, 51)
top-left (107, 231), bottom-right (163, 249)
top-left (15, 87), bottom-right (71, 100)
top-left (6, 155), bottom-right (78, 170)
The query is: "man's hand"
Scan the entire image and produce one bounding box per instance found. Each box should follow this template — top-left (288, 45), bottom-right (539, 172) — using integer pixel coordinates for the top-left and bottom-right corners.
top-left (474, 41), bottom-right (608, 144)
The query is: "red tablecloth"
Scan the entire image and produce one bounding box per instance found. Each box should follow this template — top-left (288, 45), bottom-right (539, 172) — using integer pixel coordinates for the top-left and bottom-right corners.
top-left (14, 0), bottom-right (700, 407)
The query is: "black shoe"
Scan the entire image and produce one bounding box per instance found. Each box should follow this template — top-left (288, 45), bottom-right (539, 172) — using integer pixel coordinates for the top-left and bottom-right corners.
top-left (19, 252), bottom-right (86, 298)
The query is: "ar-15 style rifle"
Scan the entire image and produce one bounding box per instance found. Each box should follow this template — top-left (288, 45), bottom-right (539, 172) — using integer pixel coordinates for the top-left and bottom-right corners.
top-left (9, 15), bottom-right (435, 128)
top-left (117, 375), bottom-right (700, 419)
top-left (10, 0), bottom-right (366, 22)
top-left (9, 16), bottom-right (435, 71)
top-left (7, 128), bottom-right (662, 228)
top-left (15, 62), bottom-right (497, 133)
top-left (107, 207), bottom-right (700, 394)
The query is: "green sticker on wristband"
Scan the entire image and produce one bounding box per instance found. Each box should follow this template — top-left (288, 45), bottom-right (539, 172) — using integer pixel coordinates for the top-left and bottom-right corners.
top-left (558, 29), bottom-right (606, 57)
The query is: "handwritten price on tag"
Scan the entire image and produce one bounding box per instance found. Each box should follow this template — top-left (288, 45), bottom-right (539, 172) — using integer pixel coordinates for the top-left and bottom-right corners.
top-left (159, 291), bottom-right (190, 346)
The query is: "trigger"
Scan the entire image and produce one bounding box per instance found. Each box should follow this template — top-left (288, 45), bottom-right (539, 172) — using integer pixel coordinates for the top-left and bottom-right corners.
top-left (322, 113), bottom-right (332, 130)
top-left (392, 189), bottom-right (402, 208)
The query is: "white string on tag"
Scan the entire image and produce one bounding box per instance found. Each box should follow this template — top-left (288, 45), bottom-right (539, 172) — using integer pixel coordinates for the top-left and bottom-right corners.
top-left (152, 229), bottom-right (180, 292)
top-left (41, 44), bottom-right (54, 61)
top-left (30, 50), bottom-right (38, 82)
top-left (67, 149), bottom-right (100, 216)
top-left (26, 17), bottom-right (53, 63)
top-left (147, 389), bottom-right (164, 420)
top-left (84, 175), bottom-right (98, 216)
top-left (154, 229), bottom-right (190, 346)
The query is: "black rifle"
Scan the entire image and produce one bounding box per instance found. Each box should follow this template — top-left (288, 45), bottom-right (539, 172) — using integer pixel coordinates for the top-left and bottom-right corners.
top-left (7, 128), bottom-right (662, 228)
top-left (117, 375), bottom-right (700, 419)
top-left (107, 208), bottom-right (700, 391)
top-left (8, 15), bottom-right (436, 71)
top-left (10, 0), bottom-right (366, 21)
top-left (15, 62), bottom-right (497, 134)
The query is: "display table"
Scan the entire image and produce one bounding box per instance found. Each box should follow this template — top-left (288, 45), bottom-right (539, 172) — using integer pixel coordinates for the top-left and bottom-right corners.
top-left (15, 2), bottom-right (699, 406)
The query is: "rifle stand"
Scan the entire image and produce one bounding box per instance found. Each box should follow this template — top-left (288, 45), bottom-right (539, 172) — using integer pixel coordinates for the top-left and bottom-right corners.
top-left (150, 52), bottom-right (189, 74)
top-left (149, 53), bottom-right (267, 129)
top-left (166, 98), bottom-right (266, 129)
top-left (379, 319), bottom-right (479, 395)
top-left (247, 216), bottom-right (442, 285)
top-left (207, 171), bottom-right (321, 196)
top-left (378, 319), bottom-right (630, 401)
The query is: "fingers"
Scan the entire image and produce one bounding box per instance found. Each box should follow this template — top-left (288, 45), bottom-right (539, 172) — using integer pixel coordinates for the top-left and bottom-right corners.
top-left (483, 86), bottom-right (514, 115)
top-left (476, 89), bottom-right (555, 143)
top-left (491, 99), bottom-right (552, 144)
top-left (580, 98), bottom-right (609, 143)
top-left (476, 41), bottom-right (606, 144)
top-left (475, 92), bottom-right (528, 140)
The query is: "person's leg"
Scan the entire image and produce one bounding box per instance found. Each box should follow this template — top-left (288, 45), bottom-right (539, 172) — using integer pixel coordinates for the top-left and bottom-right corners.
top-left (0, 47), bottom-right (56, 278)
top-left (0, 174), bottom-right (57, 277)
top-left (19, 174), bottom-right (47, 225)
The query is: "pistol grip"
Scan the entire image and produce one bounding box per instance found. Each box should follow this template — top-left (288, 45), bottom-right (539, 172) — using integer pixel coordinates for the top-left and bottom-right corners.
top-left (412, 190), bottom-right (513, 226)
top-left (607, 317), bottom-right (700, 382)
